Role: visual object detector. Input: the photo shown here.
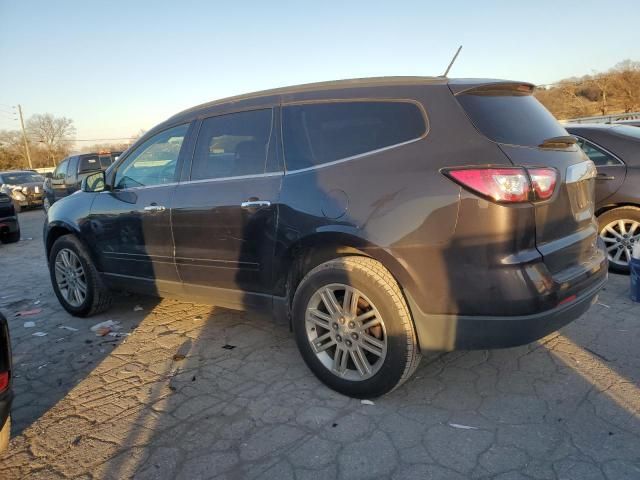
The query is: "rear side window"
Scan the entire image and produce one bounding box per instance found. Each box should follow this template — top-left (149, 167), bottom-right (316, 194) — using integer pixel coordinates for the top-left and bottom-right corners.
top-left (456, 86), bottom-right (568, 147)
top-left (79, 156), bottom-right (100, 173)
top-left (283, 101), bottom-right (426, 171)
top-left (576, 138), bottom-right (622, 166)
top-left (191, 109), bottom-right (273, 180)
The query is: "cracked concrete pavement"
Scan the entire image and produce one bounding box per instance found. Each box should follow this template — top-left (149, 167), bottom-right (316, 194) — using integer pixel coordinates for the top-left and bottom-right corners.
top-left (0, 209), bottom-right (639, 479)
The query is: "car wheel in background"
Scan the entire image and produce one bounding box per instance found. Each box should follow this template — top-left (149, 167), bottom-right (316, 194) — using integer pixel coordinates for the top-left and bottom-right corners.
top-left (598, 206), bottom-right (640, 274)
top-left (292, 256), bottom-right (421, 398)
top-left (0, 416), bottom-right (9, 454)
top-left (48, 235), bottom-right (112, 317)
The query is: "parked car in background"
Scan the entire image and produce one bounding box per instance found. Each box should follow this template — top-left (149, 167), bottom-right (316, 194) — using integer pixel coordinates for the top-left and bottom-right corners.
top-left (0, 312), bottom-right (13, 454)
top-left (0, 192), bottom-right (20, 244)
top-left (43, 151), bottom-right (121, 212)
top-left (44, 77), bottom-right (606, 397)
top-left (566, 123), bottom-right (640, 273)
top-left (0, 170), bottom-right (45, 212)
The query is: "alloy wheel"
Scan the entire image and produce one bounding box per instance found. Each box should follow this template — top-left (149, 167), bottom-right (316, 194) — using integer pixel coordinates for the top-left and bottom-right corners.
top-left (54, 248), bottom-right (88, 307)
top-left (305, 283), bottom-right (387, 381)
top-left (600, 219), bottom-right (639, 267)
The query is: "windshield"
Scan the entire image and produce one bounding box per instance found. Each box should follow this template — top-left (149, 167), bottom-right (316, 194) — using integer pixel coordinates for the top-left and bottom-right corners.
top-left (0, 172), bottom-right (45, 184)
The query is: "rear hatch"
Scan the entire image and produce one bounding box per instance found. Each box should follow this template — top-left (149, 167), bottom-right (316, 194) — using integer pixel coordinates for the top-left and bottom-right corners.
top-left (452, 81), bottom-right (600, 276)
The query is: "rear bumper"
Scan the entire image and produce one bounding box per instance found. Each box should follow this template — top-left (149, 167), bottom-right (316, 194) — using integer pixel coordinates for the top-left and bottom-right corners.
top-left (0, 216), bottom-right (19, 234)
top-left (408, 262), bottom-right (607, 351)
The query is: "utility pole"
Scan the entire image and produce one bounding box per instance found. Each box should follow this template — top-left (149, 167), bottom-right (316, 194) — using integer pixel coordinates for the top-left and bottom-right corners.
top-left (16, 104), bottom-right (33, 169)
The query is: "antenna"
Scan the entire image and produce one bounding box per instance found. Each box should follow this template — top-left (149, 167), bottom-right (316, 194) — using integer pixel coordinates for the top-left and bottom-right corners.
top-left (442, 45), bottom-right (463, 77)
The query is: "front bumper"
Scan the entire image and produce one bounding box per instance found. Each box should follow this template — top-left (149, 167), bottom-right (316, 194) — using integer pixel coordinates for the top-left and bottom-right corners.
top-left (0, 389), bottom-right (12, 431)
top-left (408, 265), bottom-right (607, 351)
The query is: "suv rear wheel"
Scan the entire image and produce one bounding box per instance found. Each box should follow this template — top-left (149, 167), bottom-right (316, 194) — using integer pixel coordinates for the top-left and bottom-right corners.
top-left (292, 256), bottom-right (420, 398)
top-left (598, 206), bottom-right (640, 274)
top-left (49, 235), bottom-right (112, 316)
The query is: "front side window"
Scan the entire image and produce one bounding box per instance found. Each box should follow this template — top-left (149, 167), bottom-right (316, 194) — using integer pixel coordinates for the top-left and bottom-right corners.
top-left (191, 109), bottom-right (273, 180)
top-left (576, 138), bottom-right (622, 166)
top-left (115, 124), bottom-right (189, 189)
top-left (53, 159), bottom-right (70, 180)
top-left (282, 101), bottom-right (427, 171)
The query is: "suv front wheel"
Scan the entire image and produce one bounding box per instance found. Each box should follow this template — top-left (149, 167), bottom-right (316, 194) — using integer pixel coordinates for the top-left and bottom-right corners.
top-left (49, 235), bottom-right (112, 317)
top-left (292, 256), bottom-right (421, 398)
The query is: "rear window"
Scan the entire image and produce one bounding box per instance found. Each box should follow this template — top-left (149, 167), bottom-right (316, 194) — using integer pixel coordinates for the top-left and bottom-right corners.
top-left (79, 156), bottom-right (101, 172)
top-left (611, 125), bottom-right (640, 140)
top-left (283, 101), bottom-right (426, 171)
top-left (456, 86), bottom-right (568, 147)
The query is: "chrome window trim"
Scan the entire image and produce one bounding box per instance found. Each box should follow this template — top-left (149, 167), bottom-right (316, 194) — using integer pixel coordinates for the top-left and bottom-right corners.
top-left (107, 171), bottom-right (283, 193)
top-left (281, 98), bottom-right (429, 176)
top-left (574, 135), bottom-right (625, 167)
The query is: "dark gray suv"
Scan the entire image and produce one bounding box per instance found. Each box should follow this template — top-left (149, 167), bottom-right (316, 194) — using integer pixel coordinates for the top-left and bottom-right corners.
top-left (43, 77), bottom-right (607, 397)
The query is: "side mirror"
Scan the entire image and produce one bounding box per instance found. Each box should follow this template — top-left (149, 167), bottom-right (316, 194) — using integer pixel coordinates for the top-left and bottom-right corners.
top-left (44, 172), bottom-right (53, 179)
top-left (82, 171), bottom-right (108, 193)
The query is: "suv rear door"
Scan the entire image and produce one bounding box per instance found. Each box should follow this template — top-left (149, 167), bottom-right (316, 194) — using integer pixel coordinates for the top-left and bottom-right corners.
top-left (454, 82), bottom-right (600, 276)
top-left (571, 134), bottom-right (626, 205)
top-left (171, 107), bottom-right (281, 307)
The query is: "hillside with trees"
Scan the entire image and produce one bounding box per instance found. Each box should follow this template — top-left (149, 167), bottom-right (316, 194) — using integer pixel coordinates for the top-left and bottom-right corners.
top-left (535, 60), bottom-right (640, 120)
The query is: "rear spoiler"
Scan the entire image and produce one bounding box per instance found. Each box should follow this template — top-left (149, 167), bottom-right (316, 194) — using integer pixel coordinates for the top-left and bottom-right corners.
top-left (448, 80), bottom-right (536, 96)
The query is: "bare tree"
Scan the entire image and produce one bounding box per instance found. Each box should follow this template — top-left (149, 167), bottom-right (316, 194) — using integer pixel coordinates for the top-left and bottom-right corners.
top-left (590, 73), bottom-right (614, 115)
top-left (26, 114), bottom-right (76, 167)
top-left (611, 60), bottom-right (640, 113)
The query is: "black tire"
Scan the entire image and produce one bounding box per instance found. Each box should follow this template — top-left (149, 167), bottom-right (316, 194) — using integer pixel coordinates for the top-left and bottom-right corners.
top-left (292, 256), bottom-right (421, 398)
top-left (0, 416), bottom-right (9, 454)
top-left (597, 206), bottom-right (640, 274)
top-left (49, 235), bottom-right (112, 317)
top-left (1, 230), bottom-right (19, 244)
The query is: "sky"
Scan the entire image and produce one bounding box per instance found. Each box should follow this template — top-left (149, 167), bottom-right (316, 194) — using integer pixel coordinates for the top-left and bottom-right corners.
top-left (1, 0), bottom-right (638, 144)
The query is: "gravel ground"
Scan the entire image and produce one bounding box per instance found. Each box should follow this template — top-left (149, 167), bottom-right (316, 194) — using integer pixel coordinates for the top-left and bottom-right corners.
top-left (0, 209), bottom-right (638, 480)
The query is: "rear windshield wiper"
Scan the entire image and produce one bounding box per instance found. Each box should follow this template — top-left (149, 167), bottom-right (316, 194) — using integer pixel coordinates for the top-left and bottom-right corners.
top-left (538, 136), bottom-right (577, 149)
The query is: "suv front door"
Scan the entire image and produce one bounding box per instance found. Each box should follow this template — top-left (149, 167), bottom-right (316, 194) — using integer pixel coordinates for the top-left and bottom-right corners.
top-left (88, 123), bottom-right (192, 287)
top-left (171, 108), bottom-right (281, 308)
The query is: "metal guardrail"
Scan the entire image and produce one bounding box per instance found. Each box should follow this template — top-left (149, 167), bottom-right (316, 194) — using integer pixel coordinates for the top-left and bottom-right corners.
top-left (562, 112), bottom-right (640, 124)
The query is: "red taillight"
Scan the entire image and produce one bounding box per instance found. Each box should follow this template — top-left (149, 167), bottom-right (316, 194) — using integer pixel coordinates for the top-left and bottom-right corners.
top-left (447, 168), bottom-right (530, 203)
top-left (528, 168), bottom-right (557, 200)
top-left (0, 372), bottom-right (8, 392)
top-left (445, 167), bottom-right (557, 204)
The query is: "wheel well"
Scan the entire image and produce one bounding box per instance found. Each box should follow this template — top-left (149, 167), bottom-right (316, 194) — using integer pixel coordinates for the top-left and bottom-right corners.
top-left (284, 243), bottom-right (370, 308)
top-left (596, 202), bottom-right (640, 217)
top-left (45, 226), bottom-right (74, 258)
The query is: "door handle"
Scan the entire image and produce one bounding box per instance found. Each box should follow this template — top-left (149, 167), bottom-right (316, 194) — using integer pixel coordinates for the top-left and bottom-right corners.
top-left (144, 205), bottom-right (166, 212)
top-left (241, 200), bottom-right (271, 209)
top-left (596, 174), bottom-right (615, 181)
